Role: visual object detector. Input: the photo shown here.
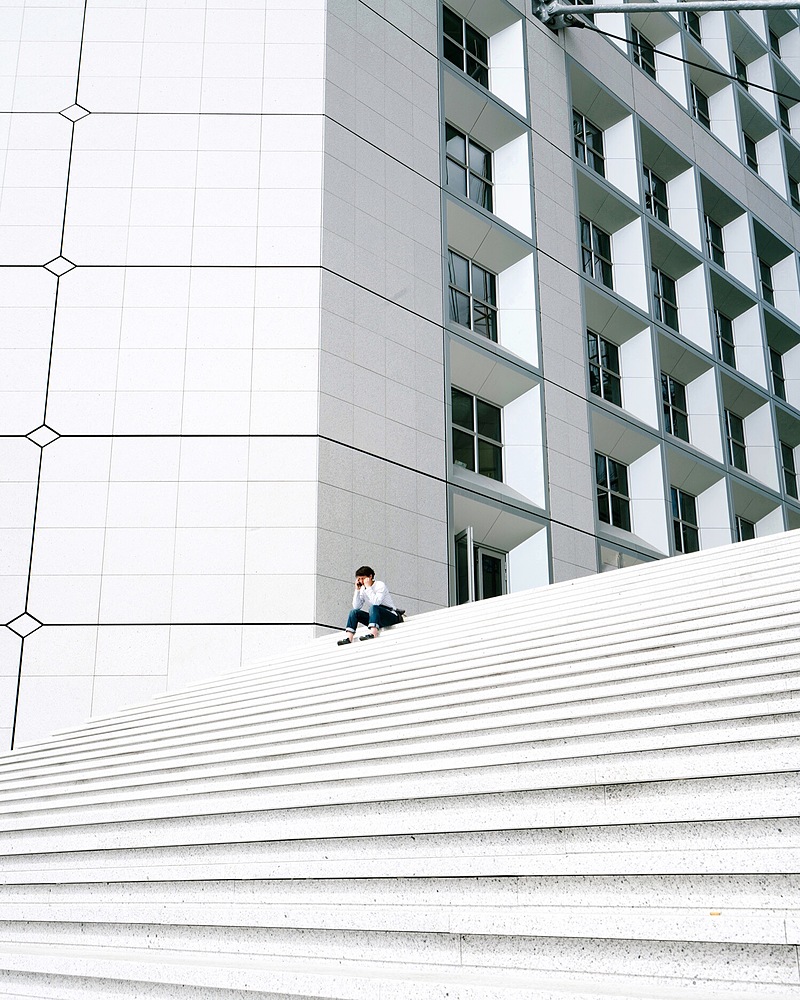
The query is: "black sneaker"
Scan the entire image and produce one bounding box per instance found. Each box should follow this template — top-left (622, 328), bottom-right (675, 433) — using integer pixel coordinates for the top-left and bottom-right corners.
top-left (359, 633), bottom-right (375, 641)
top-left (337, 637), bottom-right (353, 646)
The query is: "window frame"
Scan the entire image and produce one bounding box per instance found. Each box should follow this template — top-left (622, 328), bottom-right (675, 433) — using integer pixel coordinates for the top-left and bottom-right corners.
top-left (588, 330), bottom-right (622, 406)
top-left (445, 122), bottom-right (493, 212)
top-left (643, 164), bottom-right (669, 224)
top-left (573, 109), bottom-right (606, 177)
top-left (595, 452), bottom-right (632, 532)
top-left (779, 101), bottom-right (792, 133)
top-left (451, 386), bottom-right (503, 482)
top-left (580, 216), bottom-right (613, 289)
top-left (691, 82), bottom-right (711, 129)
top-left (734, 54), bottom-right (749, 91)
top-left (631, 25), bottom-right (657, 80)
top-left (661, 372), bottom-right (690, 442)
top-left (725, 408), bottom-right (748, 472)
top-left (651, 266), bottom-right (679, 331)
top-left (770, 347), bottom-right (786, 400)
top-left (442, 6), bottom-right (489, 89)
top-left (759, 258), bottom-right (775, 306)
top-left (670, 485), bottom-right (700, 553)
top-left (683, 9), bottom-right (702, 43)
top-left (781, 440), bottom-right (798, 499)
top-left (743, 132), bottom-right (758, 172)
top-left (447, 249), bottom-right (499, 343)
top-left (736, 515), bottom-right (756, 542)
top-left (704, 215), bottom-right (725, 267)
top-left (714, 309), bottom-right (736, 368)
top-left (789, 175), bottom-right (800, 212)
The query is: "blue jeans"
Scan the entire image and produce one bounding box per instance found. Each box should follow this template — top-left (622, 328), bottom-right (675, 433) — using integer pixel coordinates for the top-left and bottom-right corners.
top-left (346, 605), bottom-right (401, 633)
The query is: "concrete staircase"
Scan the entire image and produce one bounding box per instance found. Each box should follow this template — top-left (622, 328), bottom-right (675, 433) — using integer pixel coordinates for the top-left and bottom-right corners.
top-left (0, 531), bottom-right (798, 999)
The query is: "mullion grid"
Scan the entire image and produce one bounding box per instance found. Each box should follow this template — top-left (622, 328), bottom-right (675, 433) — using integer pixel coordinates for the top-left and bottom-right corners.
top-left (573, 110), bottom-right (605, 177)
top-left (661, 373), bottom-right (689, 442)
top-left (447, 250), bottom-right (498, 342)
top-left (725, 409), bottom-right (748, 471)
top-left (442, 6), bottom-right (489, 88)
top-left (445, 123), bottom-right (493, 212)
top-left (451, 387), bottom-right (502, 481)
top-left (643, 165), bottom-right (668, 225)
top-left (714, 310), bottom-right (736, 368)
top-left (781, 441), bottom-right (799, 499)
top-left (587, 330), bottom-right (622, 406)
top-left (651, 266), bottom-right (678, 331)
top-left (670, 486), bottom-right (699, 553)
top-left (580, 217), bottom-right (612, 288)
top-left (595, 452), bottom-right (631, 531)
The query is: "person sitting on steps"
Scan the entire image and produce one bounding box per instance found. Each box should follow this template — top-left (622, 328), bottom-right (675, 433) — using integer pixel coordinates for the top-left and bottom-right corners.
top-left (337, 565), bottom-right (404, 645)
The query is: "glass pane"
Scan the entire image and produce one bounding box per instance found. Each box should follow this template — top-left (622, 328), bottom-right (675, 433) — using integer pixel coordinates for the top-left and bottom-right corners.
top-left (473, 302), bottom-right (498, 342)
top-left (455, 532), bottom-right (470, 605)
top-left (589, 363), bottom-right (602, 397)
top-left (452, 428), bottom-right (475, 471)
top-left (588, 332), bottom-right (599, 363)
top-left (681, 492), bottom-right (697, 524)
top-left (664, 303), bottom-right (679, 331)
top-left (595, 452), bottom-right (608, 487)
top-left (673, 518), bottom-right (684, 552)
top-left (600, 260), bottom-right (613, 288)
top-left (480, 552), bottom-right (503, 599)
top-left (670, 486), bottom-right (680, 518)
top-left (673, 411), bottom-right (689, 442)
top-left (451, 387), bottom-right (474, 430)
top-left (448, 250), bottom-right (470, 290)
top-left (732, 441), bottom-right (747, 471)
top-left (443, 7), bottom-right (462, 42)
top-left (446, 161), bottom-right (467, 196)
top-left (684, 525), bottom-right (700, 553)
top-left (476, 399), bottom-right (501, 440)
top-left (593, 227), bottom-right (611, 257)
top-left (465, 25), bottom-right (487, 63)
top-left (468, 141), bottom-right (491, 178)
top-left (443, 37), bottom-right (462, 69)
top-left (445, 125), bottom-right (466, 163)
top-left (469, 175), bottom-right (492, 211)
top-left (609, 458), bottom-right (628, 495)
top-left (597, 489), bottom-right (610, 524)
top-left (611, 495), bottom-right (631, 531)
top-left (599, 338), bottom-right (619, 374)
top-left (478, 439), bottom-right (502, 480)
top-left (603, 371), bottom-right (622, 406)
top-left (466, 57), bottom-right (488, 88)
top-left (670, 378), bottom-right (686, 410)
top-left (448, 289), bottom-right (470, 327)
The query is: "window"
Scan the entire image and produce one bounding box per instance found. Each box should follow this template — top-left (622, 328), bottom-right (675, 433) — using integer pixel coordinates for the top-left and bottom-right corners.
top-left (736, 515), bottom-right (756, 542)
top-left (734, 54), bottom-right (749, 91)
top-left (455, 530), bottom-right (507, 604)
top-left (595, 452), bottom-right (631, 531)
top-left (573, 110), bottom-right (605, 177)
top-left (714, 310), bottom-right (736, 367)
top-left (781, 441), bottom-right (798, 499)
top-left (704, 215), bottom-right (725, 267)
top-left (789, 175), bottom-right (800, 211)
top-left (447, 250), bottom-right (498, 341)
top-left (651, 267), bottom-right (679, 331)
top-left (743, 132), bottom-right (758, 172)
top-left (671, 486), bottom-right (699, 553)
top-left (588, 330), bottom-right (622, 406)
top-left (451, 387), bottom-right (502, 480)
top-left (683, 9), bottom-right (702, 43)
top-left (769, 28), bottom-right (781, 56)
top-left (445, 124), bottom-right (493, 211)
top-left (661, 373), bottom-right (689, 442)
top-left (771, 347), bottom-right (786, 400)
top-left (580, 217), bottom-right (613, 288)
top-left (779, 101), bottom-right (792, 132)
top-left (725, 409), bottom-right (747, 471)
top-left (643, 165), bottom-right (668, 224)
top-left (691, 83), bottom-right (711, 129)
top-left (443, 6), bottom-right (489, 88)
top-left (631, 26), bottom-right (657, 79)
top-left (759, 259), bottom-right (775, 305)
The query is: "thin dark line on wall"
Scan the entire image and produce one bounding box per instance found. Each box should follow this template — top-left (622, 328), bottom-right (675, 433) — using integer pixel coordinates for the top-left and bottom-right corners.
top-left (357, 0), bottom-right (434, 55)
top-left (41, 276), bottom-right (62, 425)
top-left (9, 637), bottom-right (25, 751)
top-left (58, 125), bottom-right (77, 256)
top-left (23, 449), bottom-right (44, 615)
top-left (73, 0), bottom-right (90, 106)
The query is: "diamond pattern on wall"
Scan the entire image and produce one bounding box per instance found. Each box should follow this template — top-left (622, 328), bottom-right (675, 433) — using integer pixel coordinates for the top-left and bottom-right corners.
top-left (60, 104), bottom-right (90, 122)
top-left (6, 614), bottom-right (43, 638)
top-left (43, 257), bottom-right (76, 276)
top-left (26, 425), bottom-right (60, 448)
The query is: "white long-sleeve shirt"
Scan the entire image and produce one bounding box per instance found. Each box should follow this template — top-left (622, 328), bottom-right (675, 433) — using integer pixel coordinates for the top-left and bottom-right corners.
top-left (352, 580), bottom-right (398, 612)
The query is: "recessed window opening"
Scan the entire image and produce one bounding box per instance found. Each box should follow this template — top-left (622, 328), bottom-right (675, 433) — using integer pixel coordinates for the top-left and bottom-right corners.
top-left (443, 6), bottom-right (489, 88)
top-left (725, 408), bottom-right (748, 471)
top-left (447, 250), bottom-right (498, 342)
top-left (736, 515), bottom-right (756, 541)
top-left (643, 165), bottom-right (669, 224)
top-left (781, 441), bottom-right (798, 499)
top-left (573, 110), bottom-right (605, 177)
top-left (789, 175), bottom-right (800, 211)
top-left (771, 347), bottom-right (786, 400)
top-left (631, 26), bottom-right (657, 79)
top-left (588, 330), bottom-right (622, 406)
top-left (683, 9), bottom-right (702, 43)
top-left (714, 310), bottom-right (736, 368)
top-left (661, 373), bottom-right (689, 442)
top-left (651, 266), bottom-right (679, 331)
top-left (451, 387), bottom-right (503, 481)
top-left (691, 82), bottom-right (711, 128)
top-left (671, 486), bottom-right (700, 553)
top-left (759, 259), bottom-right (775, 305)
top-left (743, 132), bottom-right (759, 172)
top-left (704, 215), bottom-right (725, 267)
top-left (734, 54), bottom-right (749, 91)
top-left (595, 452), bottom-right (631, 531)
top-left (580, 217), bottom-right (613, 288)
top-left (445, 123), bottom-right (493, 212)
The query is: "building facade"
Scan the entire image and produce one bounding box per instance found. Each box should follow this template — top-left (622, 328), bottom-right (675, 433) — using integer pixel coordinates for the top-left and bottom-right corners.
top-left (1, 0), bottom-right (799, 748)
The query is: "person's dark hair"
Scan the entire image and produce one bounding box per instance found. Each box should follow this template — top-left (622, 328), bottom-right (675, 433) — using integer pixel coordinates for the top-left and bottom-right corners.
top-left (355, 565), bottom-right (375, 579)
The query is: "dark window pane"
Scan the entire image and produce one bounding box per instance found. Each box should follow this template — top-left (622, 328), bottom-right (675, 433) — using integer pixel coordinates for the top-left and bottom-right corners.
top-left (480, 552), bottom-right (503, 599)
top-left (683, 525), bottom-right (700, 553)
top-left (478, 439), bottom-right (502, 480)
top-left (445, 125), bottom-right (466, 162)
top-left (452, 428), bottom-right (475, 471)
top-left (468, 142), bottom-right (491, 177)
top-left (443, 37), bottom-right (462, 68)
top-left (451, 388), bottom-right (474, 430)
top-left (597, 490), bottom-right (611, 523)
top-left (476, 399), bottom-right (501, 440)
top-left (603, 371), bottom-right (622, 406)
top-left (673, 411), bottom-right (689, 442)
top-left (589, 363), bottom-right (602, 397)
top-left (588, 332), bottom-right (599, 363)
top-left (448, 251), bottom-right (470, 290)
top-left (466, 57), bottom-right (488, 88)
top-left (469, 175), bottom-right (492, 210)
top-left (472, 302), bottom-right (497, 341)
top-left (611, 495), bottom-right (631, 531)
top-left (446, 161), bottom-right (468, 196)
top-left (466, 25), bottom-right (487, 62)
top-left (455, 533), bottom-right (470, 605)
top-left (449, 289), bottom-right (470, 327)
top-left (443, 7), bottom-right (462, 41)
top-left (595, 453), bottom-right (608, 486)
